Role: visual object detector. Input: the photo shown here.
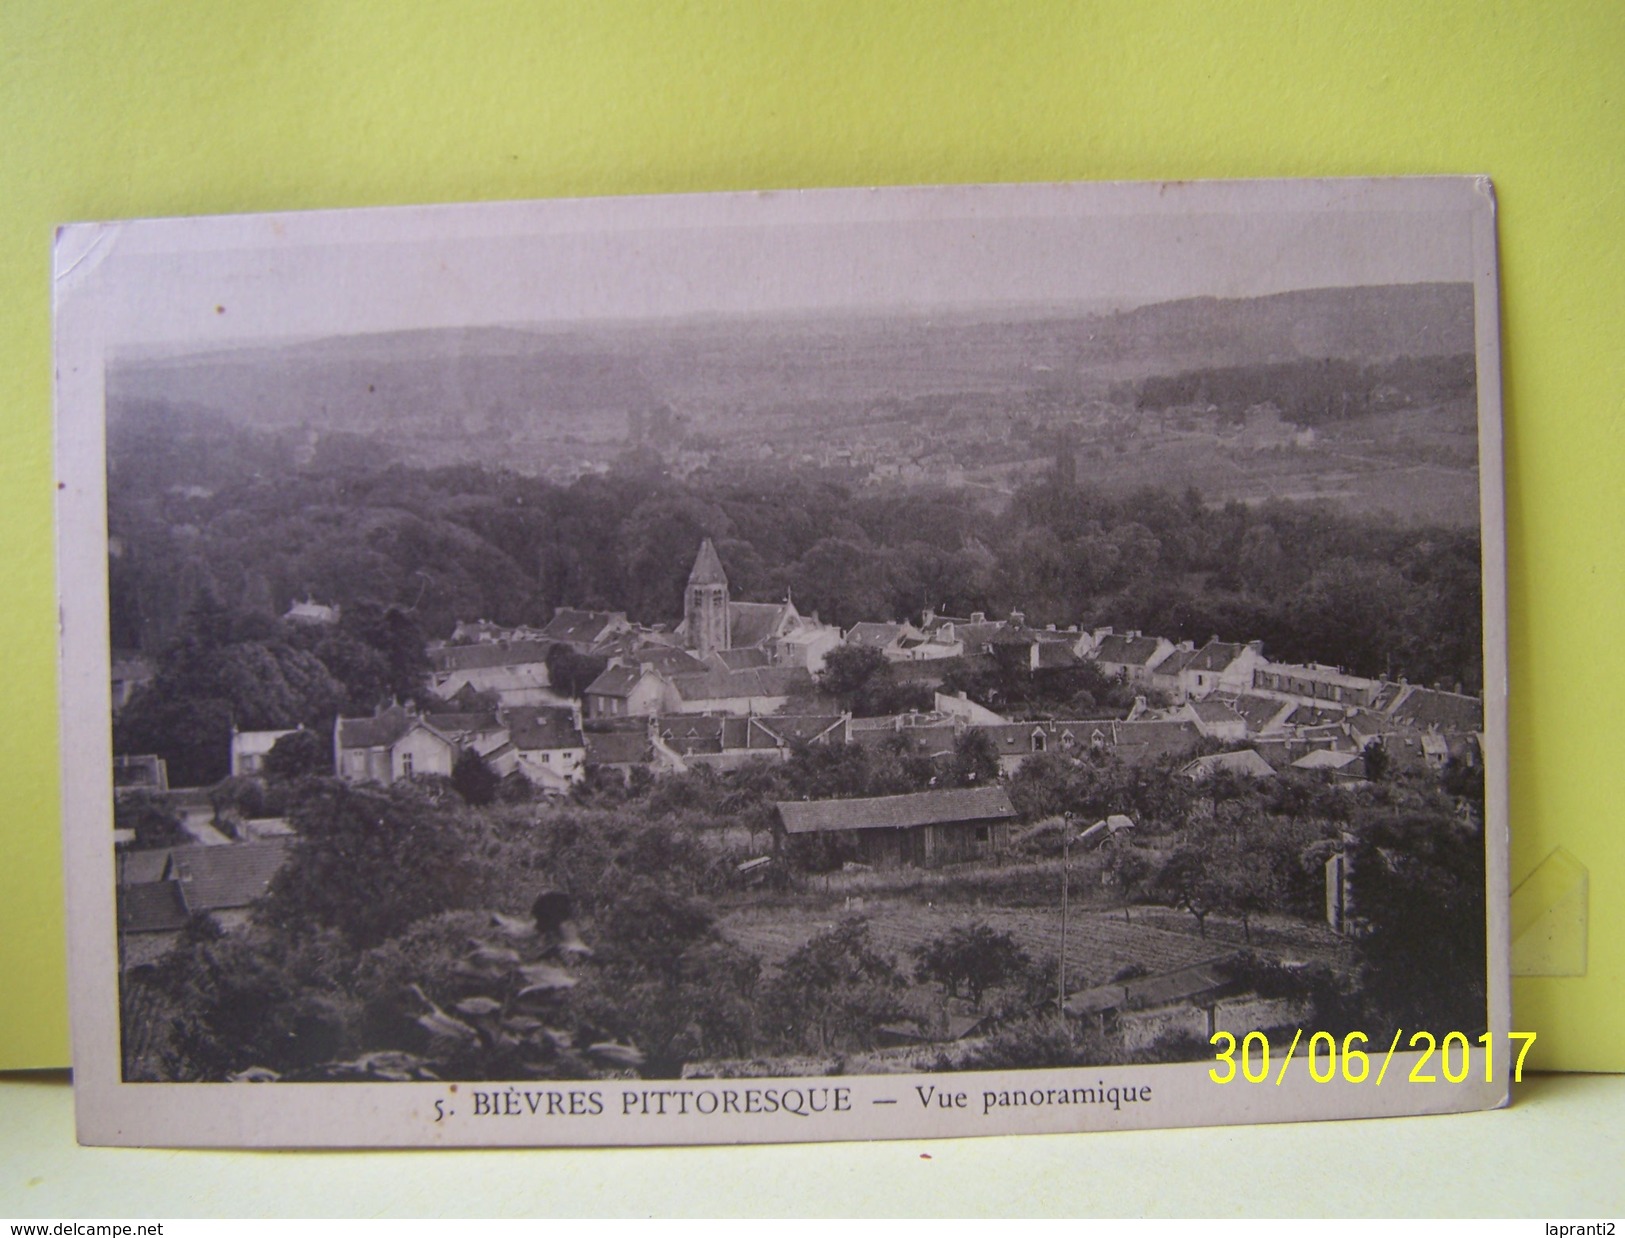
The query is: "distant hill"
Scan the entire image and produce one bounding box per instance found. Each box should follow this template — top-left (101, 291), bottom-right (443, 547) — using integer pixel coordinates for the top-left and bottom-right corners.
top-left (108, 282), bottom-right (1475, 439)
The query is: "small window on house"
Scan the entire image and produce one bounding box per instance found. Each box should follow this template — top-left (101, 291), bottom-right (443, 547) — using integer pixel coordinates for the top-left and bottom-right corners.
top-left (540, 752), bottom-right (550, 764)
top-left (974, 826), bottom-right (990, 842)
top-left (1031, 729), bottom-right (1046, 752)
top-left (402, 753), bottom-right (415, 777)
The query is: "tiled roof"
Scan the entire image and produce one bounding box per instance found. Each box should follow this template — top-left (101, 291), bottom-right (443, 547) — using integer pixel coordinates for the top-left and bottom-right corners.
top-left (845, 622), bottom-right (905, 649)
top-left (429, 641), bottom-right (553, 672)
top-left (118, 848), bottom-right (175, 884)
top-left (1292, 749), bottom-right (1364, 771)
top-left (1191, 700), bottom-right (1244, 723)
top-left (658, 716), bottom-right (727, 755)
top-left (728, 602), bottom-right (790, 649)
top-left (1151, 650), bottom-right (1195, 681)
top-left (168, 840), bottom-right (292, 911)
top-left (118, 881), bottom-right (190, 934)
top-left (1228, 694), bottom-right (1295, 731)
top-left (1389, 686), bottom-right (1483, 733)
top-left (776, 786), bottom-right (1017, 835)
top-left (1369, 682), bottom-right (1408, 711)
top-left (584, 729), bottom-right (652, 766)
top-left (1186, 640), bottom-right (1247, 672)
top-left (505, 706), bottom-right (583, 752)
top-left (1181, 750), bottom-right (1277, 779)
top-left (584, 664), bottom-right (649, 699)
top-left (635, 646), bottom-right (707, 676)
top-left (848, 724), bottom-right (959, 758)
top-left (1093, 634), bottom-right (1167, 667)
top-left (712, 648), bottom-right (771, 671)
top-left (541, 608), bottom-right (625, 645)
top-left (977, 720), bottom-right (1118, 752)
top-left (1286, 704), bottom-right (1346, 728)
top-left (1033, 642), bottom-right (1080, 669)
top-left (337, 705), bottom-right (414, 750)
top-left (668, 666), bottom-right (813, 701)
top-left (422, 710), bottom-right (504, 740)
top-left (750, 715), bottom-right (846, 746)
top-left (1108, 720), bottom-right (1203, 764)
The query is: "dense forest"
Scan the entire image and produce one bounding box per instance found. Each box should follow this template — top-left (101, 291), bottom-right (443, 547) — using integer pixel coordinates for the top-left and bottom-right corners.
top-left (109, 410), bottom-right (1482, 694)
top-left (1128, 353), bottom-right (1477, 426)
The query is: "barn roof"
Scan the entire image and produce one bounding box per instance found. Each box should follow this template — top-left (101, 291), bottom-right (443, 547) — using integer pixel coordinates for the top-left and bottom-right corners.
top-left (776, 786), bottom-right (1016, 835)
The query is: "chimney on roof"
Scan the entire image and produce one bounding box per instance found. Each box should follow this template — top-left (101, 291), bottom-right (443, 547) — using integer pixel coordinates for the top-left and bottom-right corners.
top-left (970, 611), bottom-right (985, 624)
top-left (1010, 611), bottom-right (1025, 627)
top-left (922, 606), bottom-right (935, 627)
top-left (1046, 623), bottom-right (1057, 632)
top-left (1210, 634), bottom-right (1221, 645)
top-left (1247, 640), bottom-right (1264, 654)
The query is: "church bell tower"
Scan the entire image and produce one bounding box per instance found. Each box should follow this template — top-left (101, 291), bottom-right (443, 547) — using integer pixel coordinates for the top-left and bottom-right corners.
top-left (685, 538), bottom-right (731, 658)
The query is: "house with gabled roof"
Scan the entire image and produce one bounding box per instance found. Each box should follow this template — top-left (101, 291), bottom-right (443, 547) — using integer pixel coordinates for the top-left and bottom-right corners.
top-left (583, 663), bottom-right (668, 720)
top-left (583, 725), bottom-right (655, 777)
top-left (1226, 693), bottom-right (1298, 736)
top-left (1179, 699), bottom-right (1248, 743)
top-left (333, 704), bottom-right (459, 784)
top-left (1089, 628), bottom-right (1176, 685)
top-left (662, 665), bottom-right (817, 716)
top-left (1252, 660), bottom-right (1381, 708)
top-left (1174, 638), bottom-right (1266, 701)
top-left (775, 786), bottom-right (1016, 868)
top-left (427, 639), bottom-right (558, 707)
top-left (539, 607), bottom-right (632, 653)
top-left (1386, 685), bottom-right (1484, 734)
top-left (844, 621), bottom-right (914, 660)
top-left (504, 705), bottom-right (586, 788)
top-left (117, 839), bottom-right (293, 966)
top-left (974, 718), bottom-right (1123, 774)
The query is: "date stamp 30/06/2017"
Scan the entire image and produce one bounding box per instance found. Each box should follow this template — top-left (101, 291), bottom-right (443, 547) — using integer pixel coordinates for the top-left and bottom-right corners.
top-left (1209, 1030), bottom-right (1537, 1087)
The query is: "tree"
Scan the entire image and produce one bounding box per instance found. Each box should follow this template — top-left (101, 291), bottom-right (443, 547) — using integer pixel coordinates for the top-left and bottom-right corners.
top-left (1346, 807), bottom-right (1488, 1035)
top-left (114, 790), bottom-right (189, 851)
top-left (816, 644), bottom-right (888, 701)
top-left (912, 923), bottom-right (1030, 1008)
top-left (950, 727), bottom-right (1000, 787)
top-left (1362, 739), bottom-right (1391, 782)
top-left (263, 728), bottom-right (331, 780)
top-left (1153, 842), bottom-right (1221, 938)
top-left (546, 646), bottom-right (609, 699)
top-left (764, 920), bottom-right (905, 1054)
top-left (261, 780), bottom-right (479, 949)
top-left (1104, 845), bottom-right (1153, 923)
top-left (451, 748), bottom-right (499, 807)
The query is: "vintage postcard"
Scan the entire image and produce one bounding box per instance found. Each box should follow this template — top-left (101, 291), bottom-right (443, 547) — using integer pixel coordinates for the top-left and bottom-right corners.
top-left (55, 178), bottom-right (1510, 1147)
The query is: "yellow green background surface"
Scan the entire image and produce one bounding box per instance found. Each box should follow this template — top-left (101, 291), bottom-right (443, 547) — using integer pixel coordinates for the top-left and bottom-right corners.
top-left (2, 1), bottom-right (1620, 1074)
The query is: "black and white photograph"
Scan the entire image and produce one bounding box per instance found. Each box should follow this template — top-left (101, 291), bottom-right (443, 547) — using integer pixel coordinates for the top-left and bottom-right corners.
top-left (54, 178), bottom-right (1510, 1146)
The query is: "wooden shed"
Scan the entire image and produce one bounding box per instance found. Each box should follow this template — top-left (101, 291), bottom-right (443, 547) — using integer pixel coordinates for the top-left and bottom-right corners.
top-left (774, 786), bottom-right (1016, 868)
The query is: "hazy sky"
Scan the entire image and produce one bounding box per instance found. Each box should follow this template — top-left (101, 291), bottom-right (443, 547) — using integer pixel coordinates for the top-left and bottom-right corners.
top-left (56, 178), bottom-right (1491, 356)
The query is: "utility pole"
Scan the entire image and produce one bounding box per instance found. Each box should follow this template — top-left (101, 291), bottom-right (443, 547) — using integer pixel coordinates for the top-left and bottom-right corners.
top-left (1059, 810), bottom-right (1072, 1018)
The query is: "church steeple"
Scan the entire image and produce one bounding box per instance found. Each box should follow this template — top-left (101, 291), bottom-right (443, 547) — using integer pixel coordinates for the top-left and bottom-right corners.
top-left (688, 537), bottom-right (729, 588)
top-left (685, 538), bottom-right (731, 657)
